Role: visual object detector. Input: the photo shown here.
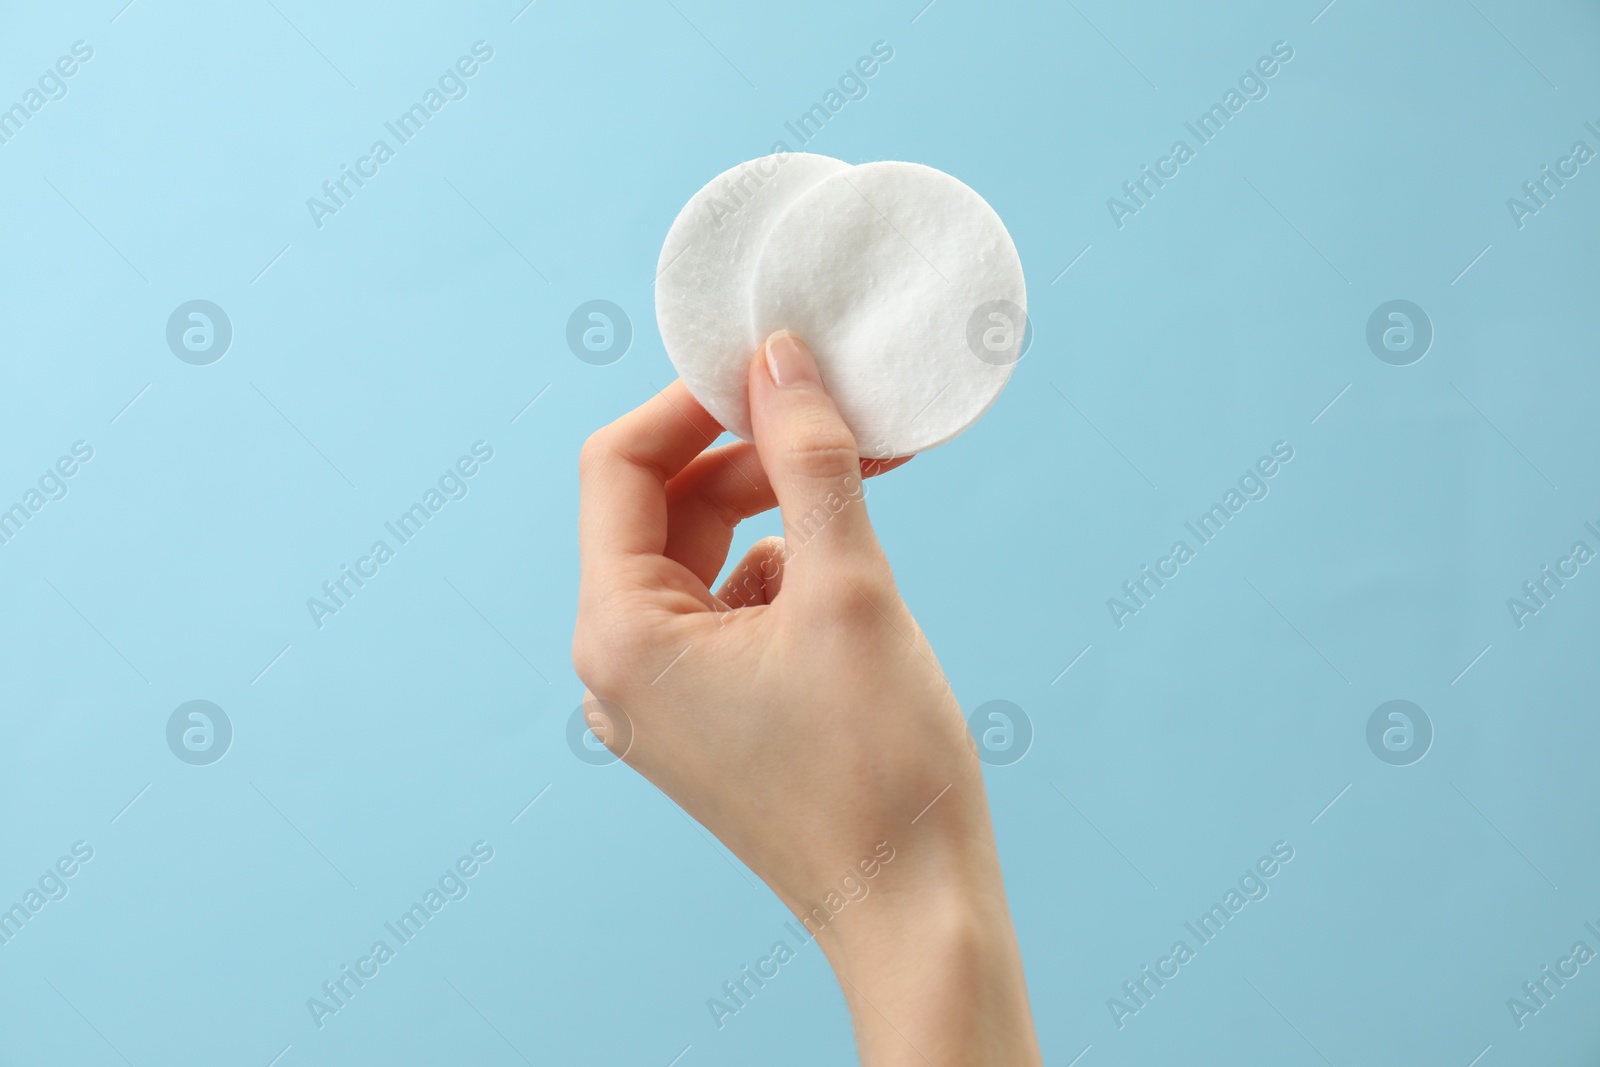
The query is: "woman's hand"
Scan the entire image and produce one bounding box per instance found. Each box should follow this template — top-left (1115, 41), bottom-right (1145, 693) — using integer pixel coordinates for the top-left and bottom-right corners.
top-left (573, 330), bottom-right (1042, 1065)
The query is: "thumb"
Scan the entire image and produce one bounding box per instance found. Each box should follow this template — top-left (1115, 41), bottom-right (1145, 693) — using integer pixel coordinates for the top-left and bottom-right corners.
top-left (747, 330), bottom-right (886, 593)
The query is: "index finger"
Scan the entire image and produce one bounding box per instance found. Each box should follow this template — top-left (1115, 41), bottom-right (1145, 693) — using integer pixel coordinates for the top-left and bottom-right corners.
top-left (578, 379), bottom-right (724, 584)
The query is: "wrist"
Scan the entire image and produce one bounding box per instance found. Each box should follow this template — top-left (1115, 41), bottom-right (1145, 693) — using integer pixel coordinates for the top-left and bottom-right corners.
top-left (814, 855), bottom-right (1042, 1066)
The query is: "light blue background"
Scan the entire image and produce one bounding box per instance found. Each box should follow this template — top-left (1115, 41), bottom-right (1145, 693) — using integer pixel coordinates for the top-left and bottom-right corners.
top-left (1, 1), bottom-right (1597, 1064)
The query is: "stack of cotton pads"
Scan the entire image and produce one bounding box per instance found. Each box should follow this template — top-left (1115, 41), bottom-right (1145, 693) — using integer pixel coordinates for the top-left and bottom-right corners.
top-left (655, 153), bottom-right (1027, 458)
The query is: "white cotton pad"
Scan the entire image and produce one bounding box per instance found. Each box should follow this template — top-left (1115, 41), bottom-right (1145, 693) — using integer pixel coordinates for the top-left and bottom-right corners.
top-left (750, 161), bottom-right (1026, 458)
top-left (655, 153), bottom-right (849, 439)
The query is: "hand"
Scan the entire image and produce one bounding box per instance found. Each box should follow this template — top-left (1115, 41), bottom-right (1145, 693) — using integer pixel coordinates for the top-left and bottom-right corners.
top-left (573, 330), bottom-right (1042, 1066)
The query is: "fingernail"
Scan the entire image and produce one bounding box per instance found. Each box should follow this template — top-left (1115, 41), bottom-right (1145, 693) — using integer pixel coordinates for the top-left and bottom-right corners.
top-left (764, 330), bottom-right (820, 388)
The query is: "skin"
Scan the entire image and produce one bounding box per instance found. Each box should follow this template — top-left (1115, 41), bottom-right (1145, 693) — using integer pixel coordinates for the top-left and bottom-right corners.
top-left (573, 330), bottom-right (1043, 1065)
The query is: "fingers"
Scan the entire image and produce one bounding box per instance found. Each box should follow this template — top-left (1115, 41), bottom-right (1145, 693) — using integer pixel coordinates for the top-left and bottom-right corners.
top-left (747, 330), bottom-right (888, 594)
top-left (577, 337), bottom-right (904, 620)
top-left (664, 441), bottom-right (912, 588)
top-left (663, 442), bottom-right (772, 587)
top-left (578, 380), bottom-right (722, 587)
top-left (574, 382), bottom-right (725, 699)
top-left (713, 536), bottom-right (788, 608)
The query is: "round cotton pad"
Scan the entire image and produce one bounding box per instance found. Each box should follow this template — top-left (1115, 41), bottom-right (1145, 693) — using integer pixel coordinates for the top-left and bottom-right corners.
top-left (656, 152), bottom-right (849, 439)
top-left (751, 161), bottom-right (1026, 458)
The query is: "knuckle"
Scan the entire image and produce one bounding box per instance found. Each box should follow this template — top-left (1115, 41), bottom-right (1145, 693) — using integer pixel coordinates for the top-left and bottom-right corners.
top-left (570, 627), bottom-right (612, 695)
top-left (817, 562), bottom-right (899, 620)
top-left (690, 483), bottom-right (748, 532)
top-left (577, 428), bottom-right (613, 478)
top-left (784, 418), bottom-right (859, 482)
top-left (572, 601), bottom-right (650, 697)
top-left (749, 536), bottom-right (790, 582)
top-left (749, 534), bottom-right (788, 560)
top-left (570, 640), bottom-right (597, 689)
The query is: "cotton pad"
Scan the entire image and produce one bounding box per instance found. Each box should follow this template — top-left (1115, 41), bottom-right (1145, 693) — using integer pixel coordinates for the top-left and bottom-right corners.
top-left (750, 161), bottom-right (1026, 458)
top-left (655, 153), bottom-right (849, 439)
